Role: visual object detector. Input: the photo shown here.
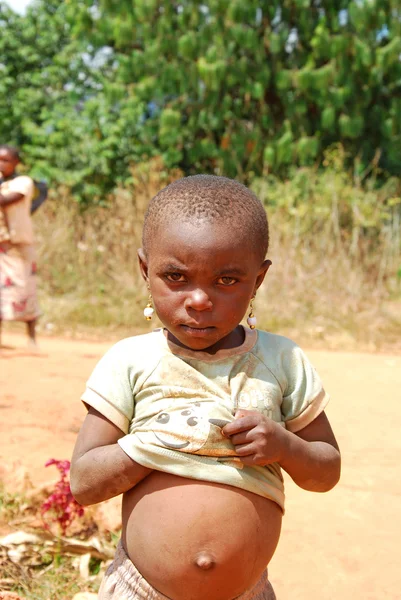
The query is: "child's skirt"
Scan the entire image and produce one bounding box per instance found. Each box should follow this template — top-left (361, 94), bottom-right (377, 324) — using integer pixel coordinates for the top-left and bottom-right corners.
top-left (0, 242), bottom-right (40, 322)
top-left (98, 540), bottom-right (276, 600)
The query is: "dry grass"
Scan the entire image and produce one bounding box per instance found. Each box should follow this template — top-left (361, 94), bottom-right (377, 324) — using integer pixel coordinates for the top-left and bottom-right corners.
top-left (31, 160), bottom-right (181, 338)
top-left (0, 484), bottom-right (114, 599)
top-left (1, 556), bottom-right (99, 600)
top-left (257, 234), bottom-right (401, 352)
top-left (18, 157), bottom-right (401, 352)
top-left (253, 159), bottom-right (401, 352)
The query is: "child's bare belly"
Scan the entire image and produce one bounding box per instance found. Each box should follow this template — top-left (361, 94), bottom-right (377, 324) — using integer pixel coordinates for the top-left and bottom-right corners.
top-left (122, 471), bottom-right (282, 600)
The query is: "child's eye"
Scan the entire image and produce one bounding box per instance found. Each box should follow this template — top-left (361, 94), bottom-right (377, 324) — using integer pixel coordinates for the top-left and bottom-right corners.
top-left (165, 273), bottom-right (185, 282)
top-left (217, 276), bottom-right (237, 286)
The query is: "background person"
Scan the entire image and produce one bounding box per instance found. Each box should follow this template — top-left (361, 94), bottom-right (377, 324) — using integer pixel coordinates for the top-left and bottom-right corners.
top-left (0, 144), bottom-right (40, 348)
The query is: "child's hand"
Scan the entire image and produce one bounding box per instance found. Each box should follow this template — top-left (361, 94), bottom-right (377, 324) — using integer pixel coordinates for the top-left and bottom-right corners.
top-left (222, 409), bottom-right (288, 466)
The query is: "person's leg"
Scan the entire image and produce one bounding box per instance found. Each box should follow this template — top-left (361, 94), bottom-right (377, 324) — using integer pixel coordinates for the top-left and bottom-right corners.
top-left (26, 319), bottom-right (37, 347)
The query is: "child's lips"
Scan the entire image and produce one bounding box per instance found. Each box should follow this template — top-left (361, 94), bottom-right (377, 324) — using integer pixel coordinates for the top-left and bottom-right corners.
top-left (180, 324), bottom-right (216, 337)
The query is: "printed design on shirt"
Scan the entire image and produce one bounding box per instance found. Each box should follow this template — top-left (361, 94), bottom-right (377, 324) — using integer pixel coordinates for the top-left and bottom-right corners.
top-left (1, 276), bottom-right (15, 288)
top-left (135, 399), bottom-right (238, 458)
top-left (233, 389), bottom-right (277, 419)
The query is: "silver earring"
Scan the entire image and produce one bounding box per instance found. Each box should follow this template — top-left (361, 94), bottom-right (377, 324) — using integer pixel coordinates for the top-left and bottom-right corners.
top-left (143, 292), bottom-right (154, 321)
top-left (247, 296), bottom-right (257, 329)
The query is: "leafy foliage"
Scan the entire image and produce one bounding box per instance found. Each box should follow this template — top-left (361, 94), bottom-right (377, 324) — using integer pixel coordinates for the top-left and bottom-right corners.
top-left (0, 2), bottom-right (85, 164)
top-left (66, 0), bottom-right (401, 182)
top-left (0, 0), bottom-right (400, 202)
top-left (0, 0), bottom-right (126, 202)
top-left (41, 459), bottom-right (84, 536)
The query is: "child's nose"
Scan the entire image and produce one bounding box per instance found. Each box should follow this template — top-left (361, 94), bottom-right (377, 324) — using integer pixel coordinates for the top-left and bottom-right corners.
top-left (185, 289), bottom-right (213, 311)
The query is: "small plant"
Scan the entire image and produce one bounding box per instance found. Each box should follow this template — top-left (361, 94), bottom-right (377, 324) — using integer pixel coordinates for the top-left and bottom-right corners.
top-left (41, 459), bottom-right (84, 536)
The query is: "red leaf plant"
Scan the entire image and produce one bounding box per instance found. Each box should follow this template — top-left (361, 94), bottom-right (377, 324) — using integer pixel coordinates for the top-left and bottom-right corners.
top-left (41, 459), bottom-right (84, 536)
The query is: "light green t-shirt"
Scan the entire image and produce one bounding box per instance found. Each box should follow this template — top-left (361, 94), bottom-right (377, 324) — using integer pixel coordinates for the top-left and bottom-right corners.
top-left (81, 327), bottom-right (329, 511)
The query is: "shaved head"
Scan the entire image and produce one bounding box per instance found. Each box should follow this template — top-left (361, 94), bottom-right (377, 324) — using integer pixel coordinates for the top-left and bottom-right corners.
top-left (143, 175), bottom-right (269, 261)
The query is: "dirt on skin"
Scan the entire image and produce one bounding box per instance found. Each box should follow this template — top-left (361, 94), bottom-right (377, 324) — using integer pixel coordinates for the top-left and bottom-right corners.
top-left (1, 332), bottom-right (400, 599)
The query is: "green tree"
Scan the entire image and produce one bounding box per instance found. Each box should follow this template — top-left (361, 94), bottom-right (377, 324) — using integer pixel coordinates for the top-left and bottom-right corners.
top-left (66, 0), bottom-right (401, 183)
top-left (1, 0), bottom-right (400, 203)
top-left (0, 1), bottom-right (85, 156)
top-left (0, 0), bottom-right (117, 200)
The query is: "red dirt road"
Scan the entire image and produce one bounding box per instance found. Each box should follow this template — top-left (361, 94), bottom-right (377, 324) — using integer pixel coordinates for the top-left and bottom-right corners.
top-left (1, 333), bottom-right (400, 599)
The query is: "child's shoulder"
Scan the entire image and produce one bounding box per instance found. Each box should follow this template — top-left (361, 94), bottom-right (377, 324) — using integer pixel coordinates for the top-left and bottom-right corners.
top-left (101, 329), bottom-right (165, 367)
top-left (253, 331), bottom-right (327, 425)
top-left (253, 329), bottom-right (318, 384)
top-left (253, 328), bottom-right (312, 370)
top-left (3, 175), bottom-right (34, 197)
top-left (14, 174), bottom-right (33, 183)
top-left (254, 329), bottom-right (300, 356)
top-left (10, 174), bottom-right (34, 188)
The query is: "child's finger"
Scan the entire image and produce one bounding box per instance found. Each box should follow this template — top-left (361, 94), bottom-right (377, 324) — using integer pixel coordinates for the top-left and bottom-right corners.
top-left (222, 415), bottom-right (257, 437)
top-left (234, 409), bottom-right (254, 419)
top-left (233, 442), bottom-right (255, 456)
top-left (230, 430), bottom-right (254, 446)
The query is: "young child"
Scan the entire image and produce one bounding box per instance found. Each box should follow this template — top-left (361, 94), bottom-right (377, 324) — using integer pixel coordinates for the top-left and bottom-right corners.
top-left (71, 175), bottom-right (341, 600)
top-left (0, 145), bottom-right (39, 348)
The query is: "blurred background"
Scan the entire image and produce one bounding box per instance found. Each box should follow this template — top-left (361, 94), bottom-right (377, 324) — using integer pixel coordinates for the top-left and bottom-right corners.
top-left (1, 0), bottom-right (400, 349)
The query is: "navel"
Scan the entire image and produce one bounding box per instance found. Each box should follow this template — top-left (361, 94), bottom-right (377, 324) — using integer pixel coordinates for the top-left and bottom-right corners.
top-left (194, 551), bottom-right (215, 570)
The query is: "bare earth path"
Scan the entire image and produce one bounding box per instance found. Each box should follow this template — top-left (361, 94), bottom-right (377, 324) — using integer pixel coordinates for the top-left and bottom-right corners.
top-left (1, 333), bottom-right (400, 599)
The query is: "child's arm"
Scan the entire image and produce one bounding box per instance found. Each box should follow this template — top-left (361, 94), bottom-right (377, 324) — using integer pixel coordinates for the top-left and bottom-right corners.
top-left (222, 410), bottom-right (340, 493)
top-left (0, 191), bottom-right (24, 206)
top-left (70, 407), bottom-right (152, 506)
top-left (279, 410), bottom-right (340, 491)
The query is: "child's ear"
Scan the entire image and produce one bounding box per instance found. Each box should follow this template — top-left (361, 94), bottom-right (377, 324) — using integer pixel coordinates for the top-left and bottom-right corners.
top-left (137, 248), bottom-right (149, 283)
top-left (255, 259), bottom-right (272, 290)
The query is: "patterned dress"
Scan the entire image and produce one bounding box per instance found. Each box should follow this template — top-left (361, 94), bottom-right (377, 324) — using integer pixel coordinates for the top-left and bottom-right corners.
top-left (0, 175), bottom-right (40, 322)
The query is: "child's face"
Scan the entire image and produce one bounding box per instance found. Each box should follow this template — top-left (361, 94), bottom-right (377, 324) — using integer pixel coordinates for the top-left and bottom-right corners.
top-left (138, 219), bottom-right (270, 352)
top-left (0, 149), bottom-right (18, 177)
